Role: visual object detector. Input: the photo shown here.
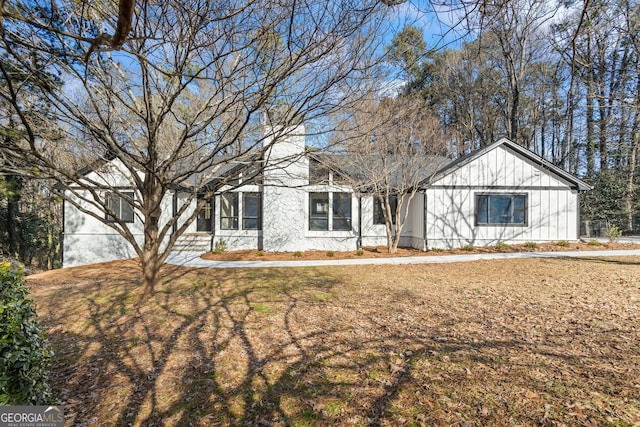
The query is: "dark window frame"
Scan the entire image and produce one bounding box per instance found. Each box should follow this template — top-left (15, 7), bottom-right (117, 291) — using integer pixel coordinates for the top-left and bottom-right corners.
top-left (332, 192), bottom-right (352, 231)
top-left (373, 195), bottom-right (398, 225)
top-left (242, 192), bottom-right (262, 230)
top-left (474, 193), bottom-right (528, 226)
top-left (309, 192), bottom-right (329, 230)
top-left (220, 193), bottom-right (239, 230)
top-left (105, 191), bottom-right (135, 223)
top-left (196, 196), bottom-right (213, 232)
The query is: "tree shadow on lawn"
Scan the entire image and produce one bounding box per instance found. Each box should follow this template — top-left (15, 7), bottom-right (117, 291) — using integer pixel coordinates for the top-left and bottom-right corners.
top-left (555, 255), bottom-right (640, 266)
top-left (30, 262), bottom-right (640, 426)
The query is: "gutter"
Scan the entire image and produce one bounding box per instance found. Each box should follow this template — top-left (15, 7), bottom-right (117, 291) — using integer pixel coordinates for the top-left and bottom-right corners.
top-left (422, 190), bottom-right (428, 251)
top-left (357, 196), bottom-right (362, 249)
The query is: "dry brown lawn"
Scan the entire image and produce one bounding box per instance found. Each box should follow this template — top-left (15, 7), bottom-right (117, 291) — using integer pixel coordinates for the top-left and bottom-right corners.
top-left (28, 256), bottom-right (640, 426)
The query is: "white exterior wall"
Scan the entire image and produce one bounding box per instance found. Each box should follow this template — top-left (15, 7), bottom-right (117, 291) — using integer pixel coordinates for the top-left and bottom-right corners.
top-left (406, 193), bottom-right (426, 250)
top-left (425, 144), bottom-right (580, 249)
top-left (63, 136), bottom-right (584, 266)
top-left (360, 194), bottom-right (424, 249)
top-left (63, 159), bottom-right (140, 267)
top-left (63, 188), bottom-right (176, 267)
top-left (300, 185), bottom-right (359, 252)
top-left (360, 196), bottom-right (388, 247)
top-left (256, 125), bottom-right (360, 252)
top-left (63, 189), bottom-right (140, 267)
top-left (212, 184), bottom-right (262, 251)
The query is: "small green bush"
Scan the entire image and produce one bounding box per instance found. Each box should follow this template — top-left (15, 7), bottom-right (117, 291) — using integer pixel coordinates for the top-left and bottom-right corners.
top-left (606, 225), bottom-right (622, 242)
top-left (213, 239), bottom-right (227, 254)
top-left (293, 251), bottom-right (303, 258)
top-left (524, 241), bottom-right (538, 249)
top-left (588, 239), bottom-right (603, 246)
top-left (462, 244), bottom-right (474, 252)
top-left (356, 248), bottom-right (365, 256)
top-left (556, 240), bottom-right (570, 247)
top-left (256, 250), bottom-right (264, 257)
top-left (0, 261), bottom-right (54, 405)
top-left (326, 251), bottom-right (335, 257)
top-left (430, 247), bottom-right (444, 252)
top-left (495, 242), bottom-right (510, 251)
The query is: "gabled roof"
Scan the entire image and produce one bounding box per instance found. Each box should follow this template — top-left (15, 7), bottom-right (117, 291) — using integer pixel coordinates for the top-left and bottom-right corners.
top-left (424, 137), bottom-right (592, 192)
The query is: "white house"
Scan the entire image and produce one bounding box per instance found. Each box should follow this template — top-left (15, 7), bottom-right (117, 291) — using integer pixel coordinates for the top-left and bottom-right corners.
top-left (61, 129), bottom-right (591, 267)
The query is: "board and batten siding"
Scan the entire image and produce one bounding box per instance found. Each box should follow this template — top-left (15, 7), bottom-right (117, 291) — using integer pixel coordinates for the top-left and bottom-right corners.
top-left (425, 144), bottom-right (580, 249)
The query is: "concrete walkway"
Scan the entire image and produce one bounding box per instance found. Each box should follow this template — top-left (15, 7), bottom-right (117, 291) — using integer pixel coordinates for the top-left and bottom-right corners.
top-left (166, 249), bottom-right (640, 269)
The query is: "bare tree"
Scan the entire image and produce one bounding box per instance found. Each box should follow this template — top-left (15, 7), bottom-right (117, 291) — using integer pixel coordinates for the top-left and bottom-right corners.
top-left (329, 96), bottom-right (448, 253)
top-left (0, 0), bottom-right (389, 293)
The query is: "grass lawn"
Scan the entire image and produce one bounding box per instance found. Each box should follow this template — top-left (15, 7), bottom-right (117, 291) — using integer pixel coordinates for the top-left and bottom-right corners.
top-left (28, 257), bottom-right (640, 426)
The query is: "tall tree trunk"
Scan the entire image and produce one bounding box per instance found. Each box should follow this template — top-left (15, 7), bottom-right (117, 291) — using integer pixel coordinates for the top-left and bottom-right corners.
top-left (586, 67), bottom-right (597, 179)
top-left (624, 134), bottom-right (637, 231)
top-left (141, 240), bottom-right (161, 295)
top-left (510, 75), bottom-right (520, 144)
top-left (141, 171), bottom-right (164, 295)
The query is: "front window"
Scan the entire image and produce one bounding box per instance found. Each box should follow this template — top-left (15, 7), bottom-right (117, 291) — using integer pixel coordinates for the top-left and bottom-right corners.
top-left (333, 193), bottom-right (352, 231)
top-left (475, 193), bottom-right (527, 226)
top-left (309, 192), bottom-right (329, 230)
top-left (373, 195), bottom-right (398, 225)
top-left (243, 192), bottom-right (262, 230)
top-left (220, 193), bottom-right (239, 230)
top-left (105, 191), bottom-right (134, 223)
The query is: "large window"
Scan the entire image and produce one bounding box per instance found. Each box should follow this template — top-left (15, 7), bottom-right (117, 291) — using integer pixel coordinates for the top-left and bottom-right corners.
top-left (309, 192), bottom-right (352, 231)
top-left (220, 193), bottom-right (239, 230)
top-left (243, 192), bottom-right (262, 230)
top-left (333, 193), bottom-right (352, 230)
top-left (309, 192), bottom-right (329, 230)
top-left (105, 191), bottom-right (134, 223)
top-left (373, 195), bottom-right (398, 225)
top-left (475, 193), bottom-right (527, 226)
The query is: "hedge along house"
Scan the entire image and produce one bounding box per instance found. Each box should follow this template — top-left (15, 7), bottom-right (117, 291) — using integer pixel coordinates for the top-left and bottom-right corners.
top-left (62, 129), bottom-right (591, 267)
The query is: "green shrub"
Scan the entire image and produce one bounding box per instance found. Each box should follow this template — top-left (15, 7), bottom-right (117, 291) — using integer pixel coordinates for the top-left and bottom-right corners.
top-left (256, 250), bottom-right (264, 257)
top-left (326, 251), bottom-right (335, 257)
top-left (0, 261), bottom-right (53, 404)
top-left (556, 240), bottom-right (570, 247)
top-left (356, 248), bottom-right (365, 256)
top-left (588, 239), bottom-right (602, 246)
top-left (524, 241), bottom-right (538, 249)
top-left (462, 244), bottom-right (474, 252)
top-left (495, 242), bottom-right (510, 251)
top-left (213, 239), bottom-right (227, 254)
top-left (606, 225), bottom-right (622, 242)
top-left (293, 251), bottom-right (303, 258)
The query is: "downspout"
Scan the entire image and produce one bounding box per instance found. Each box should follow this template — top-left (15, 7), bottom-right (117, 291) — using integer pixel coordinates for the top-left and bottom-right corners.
top-left (172, 192), bottom-right (177, 236)
top-left (210, 195), bottom-right (216, 252)
top-left (576, 188), bottom-right (581, 241)
top-left (422, 190), bottom-right (428, 251)
top-left (258, 190), bottom-right (263, 250)
top-left (357, 196), bottom-right (362, 249)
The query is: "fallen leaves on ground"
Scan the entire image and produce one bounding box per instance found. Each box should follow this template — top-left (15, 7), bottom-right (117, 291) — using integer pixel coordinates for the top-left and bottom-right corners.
top-left (28, 256), bottom-right (640, 426)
